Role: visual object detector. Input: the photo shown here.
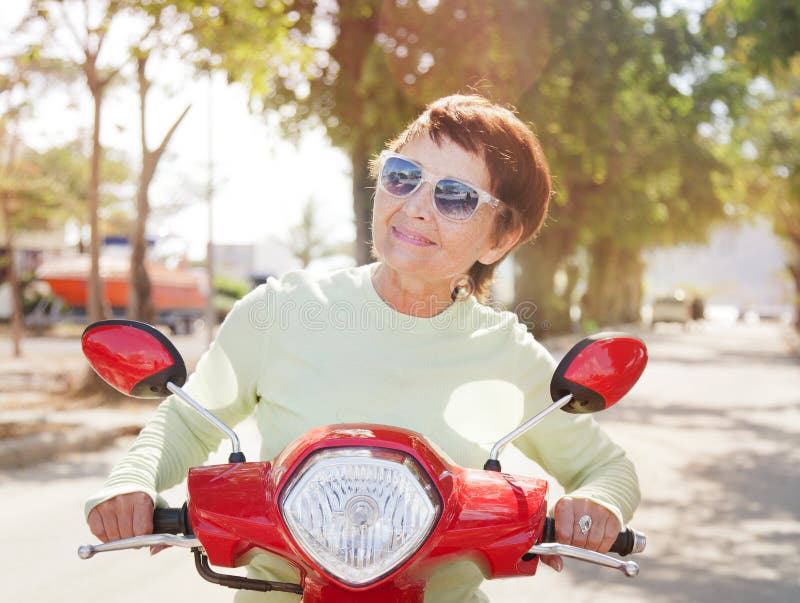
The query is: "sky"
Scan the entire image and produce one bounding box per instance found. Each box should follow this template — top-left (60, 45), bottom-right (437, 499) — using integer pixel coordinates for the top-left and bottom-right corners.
top-left (1, 1), bottom-right (356, 260)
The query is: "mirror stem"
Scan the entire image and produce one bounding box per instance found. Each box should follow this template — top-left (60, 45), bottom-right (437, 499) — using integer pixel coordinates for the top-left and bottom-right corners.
top-left (166, 382), bottom-right (245, 462)
top-left (484, 393), bottom-right (573, 471)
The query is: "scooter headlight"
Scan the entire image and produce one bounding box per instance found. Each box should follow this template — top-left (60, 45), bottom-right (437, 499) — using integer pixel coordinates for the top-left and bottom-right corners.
top-left (279, 447), bottom-right (441, 586)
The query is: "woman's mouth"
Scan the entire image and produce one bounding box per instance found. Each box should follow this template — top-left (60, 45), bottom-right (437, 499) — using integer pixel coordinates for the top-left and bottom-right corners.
top-left (392, 226), bottom-right (436, 246)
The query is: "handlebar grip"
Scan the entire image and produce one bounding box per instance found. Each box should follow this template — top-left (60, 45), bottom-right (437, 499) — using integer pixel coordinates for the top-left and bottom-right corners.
top-left (153, 504), bottom-right (193, 536)
top-left (541, 517), bottom-right (645, 556)
top-left (610, 526), bottom-right (646, 556)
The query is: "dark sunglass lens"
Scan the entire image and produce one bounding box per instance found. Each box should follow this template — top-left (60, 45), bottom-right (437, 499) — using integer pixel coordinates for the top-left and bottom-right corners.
top-left (434, 179), bottom-right (480, 220)
top-left (381, 156), bottom-right (422, 196)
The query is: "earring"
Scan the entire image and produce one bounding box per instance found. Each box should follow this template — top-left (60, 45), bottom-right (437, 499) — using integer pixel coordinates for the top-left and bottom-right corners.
top-left (454, 277), bottom-right (473, 301)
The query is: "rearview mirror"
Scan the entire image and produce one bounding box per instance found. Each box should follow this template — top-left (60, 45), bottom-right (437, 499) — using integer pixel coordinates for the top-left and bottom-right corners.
top-left (81, 320), bottom-right (187, 398)
top-left (551, 332), bottom-right (647, 413)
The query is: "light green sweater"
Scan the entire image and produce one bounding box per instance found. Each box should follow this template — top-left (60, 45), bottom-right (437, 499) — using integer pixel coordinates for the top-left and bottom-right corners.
top-left (86, 263), bottom-right (640, 602)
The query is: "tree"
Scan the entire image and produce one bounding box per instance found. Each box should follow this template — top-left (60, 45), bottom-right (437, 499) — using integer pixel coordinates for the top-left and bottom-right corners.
top-left (1, 44), bottom-right (79, 355)
top-left (0, 131), bottom-right (130, 357)
top-left (727, 68), bottom-right (800, 326)
top-left (704, 0), bottom-right (800, 327)
top-left (0, 129), bottom-right (76, 356)
top-left (513, 0), bottom-right (731, 332)
top-left (26, 0), bottom-right (129, 323)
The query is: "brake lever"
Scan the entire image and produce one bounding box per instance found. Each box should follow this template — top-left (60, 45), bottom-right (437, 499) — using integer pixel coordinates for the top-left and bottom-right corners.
top-left (78, 534), bottom-right (201, 559)
top-left (527, 543), bottom-right (640, 577)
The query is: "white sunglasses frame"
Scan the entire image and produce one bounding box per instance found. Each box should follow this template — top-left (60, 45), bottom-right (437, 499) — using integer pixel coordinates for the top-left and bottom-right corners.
top-left (376, 151), bottom-right (503, 222)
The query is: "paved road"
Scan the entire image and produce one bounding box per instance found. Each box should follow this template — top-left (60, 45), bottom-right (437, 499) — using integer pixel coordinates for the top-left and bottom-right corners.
top-left (2, 321), bottom-right (798, 601)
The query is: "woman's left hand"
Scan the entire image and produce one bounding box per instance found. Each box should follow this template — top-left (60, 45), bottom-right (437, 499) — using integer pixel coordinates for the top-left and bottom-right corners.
top-left (539, 497), bottom-right (621, 573)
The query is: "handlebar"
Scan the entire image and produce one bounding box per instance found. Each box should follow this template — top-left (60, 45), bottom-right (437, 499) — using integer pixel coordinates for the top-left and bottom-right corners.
top-left (541, 517), bottom-right (646, 556)
top-left (151, 508), bottom-right (646, 556)
top-left (153, 504), bottom-right (193, 535)
top-left (81, 505), bottom-right (644, 580)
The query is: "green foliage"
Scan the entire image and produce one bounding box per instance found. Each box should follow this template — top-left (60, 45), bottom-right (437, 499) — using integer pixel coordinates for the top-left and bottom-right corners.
top-left (0, 138), bottom-right (132, 240)
top-left (213, 273), bottom-right (250, 300)
top-left (705, 0), bottom-right (800, 74)
top-left (212, 273), bottom-right (251, 319)
top-left (31, 141), bottom-right (130, 208)
top-left (0, 159), bottom-right (72, 229)
top-left (0, 124), bottom-right (75, 229)
top-left (523, 0), bottom-right (729, 247)
top-left (138, 0), bottom-right (319, 99)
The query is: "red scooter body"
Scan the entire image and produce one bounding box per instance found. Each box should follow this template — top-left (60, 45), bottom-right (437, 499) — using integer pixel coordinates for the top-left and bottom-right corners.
top-left (187, 424), bottom-right (548, 603)
top-left (79, 322), bottom-right (647, 599)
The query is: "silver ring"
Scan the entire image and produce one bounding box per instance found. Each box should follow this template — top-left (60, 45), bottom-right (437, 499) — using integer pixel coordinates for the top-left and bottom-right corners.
top-left (578, 514), bottom-right (592, 535)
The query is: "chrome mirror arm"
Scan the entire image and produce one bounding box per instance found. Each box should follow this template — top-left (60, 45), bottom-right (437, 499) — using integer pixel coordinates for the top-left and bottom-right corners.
top-left (166, 382), bottom-right (244, 462)
top-left (485, 394), bottom-right (573, 469)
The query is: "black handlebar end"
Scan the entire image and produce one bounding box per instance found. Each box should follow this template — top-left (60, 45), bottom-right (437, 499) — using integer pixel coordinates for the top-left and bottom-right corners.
top-left (153, 503), bottom-right (193, 535)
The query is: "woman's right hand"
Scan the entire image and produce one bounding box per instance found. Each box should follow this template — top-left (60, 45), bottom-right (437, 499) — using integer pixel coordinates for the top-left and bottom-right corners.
top-left (87, 491), bottom-right (154, 543)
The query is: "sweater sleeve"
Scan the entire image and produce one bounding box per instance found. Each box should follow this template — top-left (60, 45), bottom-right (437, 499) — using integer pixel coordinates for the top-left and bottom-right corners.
top-left (511, 329), bottom-right (641, 526)
top-left (84, 285), bottom-right (270, 519)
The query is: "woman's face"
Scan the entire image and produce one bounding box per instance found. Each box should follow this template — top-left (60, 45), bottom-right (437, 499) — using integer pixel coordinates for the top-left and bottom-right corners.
top-left (371, 135), bottom-right (507, 284)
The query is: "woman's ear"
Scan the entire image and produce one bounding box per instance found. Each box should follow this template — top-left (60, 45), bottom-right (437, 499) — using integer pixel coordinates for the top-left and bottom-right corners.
top-left (478, 219), bottom-right (523, 265)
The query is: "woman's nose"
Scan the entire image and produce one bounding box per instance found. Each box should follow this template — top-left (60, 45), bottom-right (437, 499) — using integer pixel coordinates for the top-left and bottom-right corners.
top-left (401, 181), bottom-right (434, 219)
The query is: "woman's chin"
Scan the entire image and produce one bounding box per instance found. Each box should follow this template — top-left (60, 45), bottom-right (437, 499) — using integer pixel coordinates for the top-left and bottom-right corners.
top-left (374, 237), bottom-right (469, 282)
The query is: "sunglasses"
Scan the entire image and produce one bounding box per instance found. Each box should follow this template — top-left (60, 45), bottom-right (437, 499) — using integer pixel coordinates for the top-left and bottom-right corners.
top-left (376, 151), bottom-right (503, 222)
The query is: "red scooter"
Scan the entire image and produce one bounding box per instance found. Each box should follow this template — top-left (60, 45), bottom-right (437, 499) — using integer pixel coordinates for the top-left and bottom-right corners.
top-left (78, 320), bottom-right (647, 602)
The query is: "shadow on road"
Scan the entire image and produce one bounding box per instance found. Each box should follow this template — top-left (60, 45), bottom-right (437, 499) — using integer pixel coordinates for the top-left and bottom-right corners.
top-left (590, 326), bottom-right (800, 603)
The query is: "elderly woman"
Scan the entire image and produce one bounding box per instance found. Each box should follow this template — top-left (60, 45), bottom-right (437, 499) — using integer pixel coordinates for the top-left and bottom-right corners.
top-left (86, 95), bottom-right (640, 602)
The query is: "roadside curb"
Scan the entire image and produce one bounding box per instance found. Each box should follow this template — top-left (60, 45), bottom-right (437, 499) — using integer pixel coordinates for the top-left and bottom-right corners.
top-left (0, 424), bottom-right (141, 470)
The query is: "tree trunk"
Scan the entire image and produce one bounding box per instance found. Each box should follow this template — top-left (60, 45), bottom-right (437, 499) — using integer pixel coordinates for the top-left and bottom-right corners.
top-left (351, 144), bottom-right (373, 266)
top-left (128, 55), bottom-right (190, 324)
top-left (782, 223), bottom-right (800, 332)
top-left (1, 194), bottom-right (22, 357)
top-left (619, 255), bottom-right (644, 323)
top-left (513, 233), bottom-right (576, 337)
top-left (78, 59), bottom-right (113, 396)
top-left (788, 259), bottom-right (800, 332)
top-left (582, 237), bottom-right (644, 327)
top-left (129, 159), bottom-right (155, 323)
top-left (87, 75), bottom-right (107, 323)
top-left (130, 57), bottom-right (155, 323)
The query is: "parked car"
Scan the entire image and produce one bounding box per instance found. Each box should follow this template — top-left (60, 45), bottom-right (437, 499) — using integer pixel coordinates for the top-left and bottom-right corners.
top-left (651, 296), bottom-right (690, 326)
